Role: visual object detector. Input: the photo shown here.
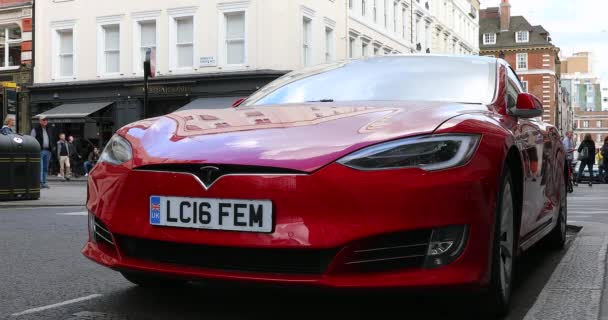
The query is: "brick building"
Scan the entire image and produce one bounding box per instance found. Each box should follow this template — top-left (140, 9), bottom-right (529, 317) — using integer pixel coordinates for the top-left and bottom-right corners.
top-left (574, 111), bottom-right (608, 146)
top-left (0, 0), bottom-right (32, 133)
top-left (479, 0), bottom-right (561, 127)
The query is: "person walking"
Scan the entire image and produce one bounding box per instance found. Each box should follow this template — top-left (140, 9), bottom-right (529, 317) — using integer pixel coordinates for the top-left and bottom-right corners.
top-left (30, 116), bottom-right (54, 188)
top-left (577, 133), bottom-right (596, 186)
top-left (600, 136), bottom-right (608, 183)
top-left (1, 116), bottom-right (14, 135)
top-left (56, 133), bottom-right (72, 181)
top-left (84, 147), bottom-right (100, 176)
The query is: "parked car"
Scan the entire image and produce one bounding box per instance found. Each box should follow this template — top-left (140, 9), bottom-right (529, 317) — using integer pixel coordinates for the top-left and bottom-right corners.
top-left (83, 56), bottom-right (567, 316)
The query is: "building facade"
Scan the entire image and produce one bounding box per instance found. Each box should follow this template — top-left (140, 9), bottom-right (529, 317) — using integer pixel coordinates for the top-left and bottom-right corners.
top-left (347, 0), bottom-right (480, 59)
top-left (561, 52), bottom-right (603, 112)
top-left (479, 0), bottom-right (561, 127)
top-left (573, 111), bottom-right (608, 146)
top-left (31, 0), bottom-right (480, 146)
top-left (0, 0), bottom-right (32, 134)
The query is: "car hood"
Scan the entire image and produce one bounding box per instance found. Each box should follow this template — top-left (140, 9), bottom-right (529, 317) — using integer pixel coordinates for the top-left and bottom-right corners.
top-left (122, 101), bottom-right (487, 172)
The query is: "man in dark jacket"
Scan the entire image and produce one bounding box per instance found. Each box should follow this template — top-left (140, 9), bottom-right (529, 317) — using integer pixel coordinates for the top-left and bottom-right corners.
top-left (30, 116), bottom-right (54, 188)
top-left (578, 133), bottom-right (596, 186)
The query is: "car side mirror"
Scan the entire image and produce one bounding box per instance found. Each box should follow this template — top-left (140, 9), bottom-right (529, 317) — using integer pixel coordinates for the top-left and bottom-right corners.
top-left (232, 98), bottom-right (246, 108)
top-left (511, 93), bottom-right (543, 118)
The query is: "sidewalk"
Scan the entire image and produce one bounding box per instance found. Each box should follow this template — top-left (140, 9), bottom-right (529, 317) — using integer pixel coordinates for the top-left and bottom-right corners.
top-left (524, 184), bottom-right (608, 320)
top-left (0, 182), bottom-right (86, 207)
top-left (47, 175), bottom-right (89, 183)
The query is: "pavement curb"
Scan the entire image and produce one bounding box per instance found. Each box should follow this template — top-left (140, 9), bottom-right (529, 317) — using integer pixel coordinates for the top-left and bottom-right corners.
top-left (523, 230), bottom-right (608, 320)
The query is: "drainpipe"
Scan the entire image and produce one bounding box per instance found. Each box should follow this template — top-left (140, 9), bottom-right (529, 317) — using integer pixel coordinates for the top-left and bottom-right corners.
top-left (410, 0), bottom-right (414, 52)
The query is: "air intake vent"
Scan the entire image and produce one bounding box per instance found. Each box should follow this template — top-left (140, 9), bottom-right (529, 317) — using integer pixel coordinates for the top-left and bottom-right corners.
top-left (115, 236), bottom-right (338, 275)
top-left (339, 230), bottom-right (431, 273)
top-left (93, 217), bottom-right (114, 246)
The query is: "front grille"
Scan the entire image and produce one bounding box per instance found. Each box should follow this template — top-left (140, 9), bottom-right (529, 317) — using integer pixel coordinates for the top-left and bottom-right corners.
top-left (340, 230), bottom-right (432, 273)
top-left (115, 236), bottom-right (338, 275)
top-left (93, 218), bottom-right (114, 246)
top-left (135, 163), bottom-right (305, 180)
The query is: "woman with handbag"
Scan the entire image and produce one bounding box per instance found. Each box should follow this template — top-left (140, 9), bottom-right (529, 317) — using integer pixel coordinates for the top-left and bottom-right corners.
top-left (577, 133), bottom-right (596, 186)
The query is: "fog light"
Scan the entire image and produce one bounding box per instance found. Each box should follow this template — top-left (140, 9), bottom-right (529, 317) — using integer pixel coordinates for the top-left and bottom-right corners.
top-left (88, 212), bottom-right (97, 244)
top-left (424, 225), bottom-right (468, 269)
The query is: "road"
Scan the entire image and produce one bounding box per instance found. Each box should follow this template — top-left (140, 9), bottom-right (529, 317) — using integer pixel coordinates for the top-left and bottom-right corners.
top-left (567, 183), bottom-right (608, 225)
top-left (0, 184), bottom-right (593, 320)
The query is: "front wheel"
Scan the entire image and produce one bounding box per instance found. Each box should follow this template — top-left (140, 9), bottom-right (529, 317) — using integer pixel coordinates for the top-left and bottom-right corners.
top-left (483, 167), bottom-right (516, 317)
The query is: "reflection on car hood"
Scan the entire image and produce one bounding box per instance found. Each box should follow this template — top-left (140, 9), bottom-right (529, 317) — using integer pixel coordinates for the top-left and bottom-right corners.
top-left (121, 101), bottom-right (487, 172)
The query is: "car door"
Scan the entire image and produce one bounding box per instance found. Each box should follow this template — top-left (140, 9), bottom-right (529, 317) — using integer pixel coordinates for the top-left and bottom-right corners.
top-left (505, 70), bottom-right (548, 237)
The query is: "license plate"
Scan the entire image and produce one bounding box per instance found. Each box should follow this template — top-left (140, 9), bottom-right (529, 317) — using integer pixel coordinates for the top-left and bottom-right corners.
top-left (149, 196), bottom-right (273, 233)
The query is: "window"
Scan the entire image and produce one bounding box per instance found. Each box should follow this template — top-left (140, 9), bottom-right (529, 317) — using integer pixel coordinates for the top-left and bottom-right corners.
top-left (384, 48), bottom-right (391, 55)
top-left (597, 120), bottom-right (602, 128)
top-left (362, 0), bottom-right (366, 16)
top-left (362, 41), bottom-right (368, 57)
top-left (522, 81), bottom-right (528, 92)
top-left (483, 33), bottom-right (496, 45)
top-left (373, 0), bottom-right (377, 22)
top-left (349, 37), bottom-right (355, 58)
top-left (225, 12), bottom-right (246, 65)
top-left (245, 57), bottom-right (498, 106)
top-left (349, 0), bottom-right (353, 9)
top-left (598, 134), bottom-right (603, 142)
top-left (373, 46), bottom-right (379, 56)
top-left (516, 53), bottom-right (528, 70)
top-left (101, 24), bottom-right (120, 74)
top-left (0, 25), bottom-right (21, 69)
top-left (587, 85), bottom-right (594, 93)
top-left (402, 5), bottom-right (407, 38)
top-left (516, 31), bottom-right (529, 43)
top-left (302, 17), bottom-right (312, 66)
top-left (137, 20), bottom-right (156, 72)
top-left (583, 120), bottom-right (589, 128)
top-left (384, 0), bottom-right (388, 28)
top-left (174, 16), bottom-right (194, 68)
top-left (393, 2), bottom-right (398, 32)
top-left (325, 26), bottom-right (334, 62)
top-left (57, 29), bottom-right (74, 77)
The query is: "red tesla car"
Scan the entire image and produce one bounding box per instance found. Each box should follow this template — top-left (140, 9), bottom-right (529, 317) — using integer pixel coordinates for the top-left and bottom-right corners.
top-left (83, 55), bottom-right (567, 314)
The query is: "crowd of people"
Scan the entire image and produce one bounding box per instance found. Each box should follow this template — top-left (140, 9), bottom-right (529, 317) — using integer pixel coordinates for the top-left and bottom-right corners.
top-left (27, 116), bottom-right (100, 189)
top-left (563, 130), bottom-right (608, 186)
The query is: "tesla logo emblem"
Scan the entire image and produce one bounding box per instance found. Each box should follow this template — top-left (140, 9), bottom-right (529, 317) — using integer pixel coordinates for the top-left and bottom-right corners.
top-left (199, 166), bottom-right (221, 188)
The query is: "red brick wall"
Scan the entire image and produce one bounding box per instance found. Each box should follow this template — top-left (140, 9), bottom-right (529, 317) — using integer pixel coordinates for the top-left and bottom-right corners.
top-left (0, 0), bottom-right (31, 7)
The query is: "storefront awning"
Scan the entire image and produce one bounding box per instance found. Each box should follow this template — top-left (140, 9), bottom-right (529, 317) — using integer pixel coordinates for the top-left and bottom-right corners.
top-left (177, 97), bottom-right (242, 111)
top-left (34, 101), bottom-right (114, 123)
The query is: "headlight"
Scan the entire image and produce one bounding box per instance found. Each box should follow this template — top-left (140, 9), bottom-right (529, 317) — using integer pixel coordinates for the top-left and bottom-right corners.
top-left (337, 134), bottom-right (480, 171)
top-left (99, 134), bottom-right (133, 165)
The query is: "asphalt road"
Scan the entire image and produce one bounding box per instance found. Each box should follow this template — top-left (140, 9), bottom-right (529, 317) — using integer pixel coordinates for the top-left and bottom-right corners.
top-left (0, 191), bottom-right (585, 320)
top-left (567, 183), bottom-right (608, 225)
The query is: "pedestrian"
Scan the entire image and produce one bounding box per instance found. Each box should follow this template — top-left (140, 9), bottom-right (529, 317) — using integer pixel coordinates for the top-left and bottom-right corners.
top-left (67, 135), bottom-right (82, 177)
top-left (56, 133), bottom-right (72, 181)
top-left (30, 116), bottom-right (54, 188)
top-left (84, 147), bottom-right (100, 176)
top-left (1, 116), bottom-right (14, 135)
top-left (600, 136), bottom-right (608, 183)
top-left (577, 133), bottom-right (596, 186)
top-left (562, 131), bottom-right (575, 167)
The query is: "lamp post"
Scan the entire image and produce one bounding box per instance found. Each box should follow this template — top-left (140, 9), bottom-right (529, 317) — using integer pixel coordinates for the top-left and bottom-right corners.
top-left (143, 48), bottom-right (156, 119)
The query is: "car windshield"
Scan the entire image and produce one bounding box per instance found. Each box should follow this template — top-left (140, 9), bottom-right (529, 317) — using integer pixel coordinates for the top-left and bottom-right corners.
top-left (244, 56), bottom-right (497, 107)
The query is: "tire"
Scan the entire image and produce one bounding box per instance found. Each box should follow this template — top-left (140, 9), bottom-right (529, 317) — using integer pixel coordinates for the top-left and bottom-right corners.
top-left (545, 173), bottom-right (567, 250)
top-left (121, 271), bottom-right (188, 288)
top-left (483, 167), bottom-right (516, 317)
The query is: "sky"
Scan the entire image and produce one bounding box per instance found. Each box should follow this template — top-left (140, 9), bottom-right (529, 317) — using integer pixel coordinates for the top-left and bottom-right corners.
top-left (481, 0), bottom-right (608, 86)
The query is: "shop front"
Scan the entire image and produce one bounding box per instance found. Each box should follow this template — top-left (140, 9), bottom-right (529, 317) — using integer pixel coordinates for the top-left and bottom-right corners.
top-left (29, 70), bottom-right (285, 147)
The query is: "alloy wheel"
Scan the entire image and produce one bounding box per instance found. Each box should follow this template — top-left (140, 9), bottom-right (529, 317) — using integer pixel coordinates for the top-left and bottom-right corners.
top-left (499, 183), bottom-right (514, 299)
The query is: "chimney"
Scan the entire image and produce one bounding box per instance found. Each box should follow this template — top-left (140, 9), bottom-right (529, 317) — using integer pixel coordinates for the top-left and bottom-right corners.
top-left (500, 0), bottom-right (511, 31)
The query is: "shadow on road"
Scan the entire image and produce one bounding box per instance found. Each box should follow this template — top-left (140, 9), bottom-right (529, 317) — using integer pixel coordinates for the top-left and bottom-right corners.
top-left (89, 232), bottom-right (577, 320)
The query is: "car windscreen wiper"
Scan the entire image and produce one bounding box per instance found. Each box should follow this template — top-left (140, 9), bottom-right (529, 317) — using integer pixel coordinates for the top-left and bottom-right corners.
top-left (306, 99), bottom-right (334, 103)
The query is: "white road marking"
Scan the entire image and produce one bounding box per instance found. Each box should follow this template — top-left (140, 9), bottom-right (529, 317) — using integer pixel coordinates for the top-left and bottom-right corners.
top-left (568, 215), bottom-right (592, 218)
top-left (10, 294), bottom-right (102, 317)
top-left (56, 211), bottom-right (88, 216)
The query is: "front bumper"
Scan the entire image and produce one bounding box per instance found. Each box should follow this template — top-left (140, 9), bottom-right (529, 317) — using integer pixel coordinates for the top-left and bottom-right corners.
top-left (83, 148), bottom-right (501, 289)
